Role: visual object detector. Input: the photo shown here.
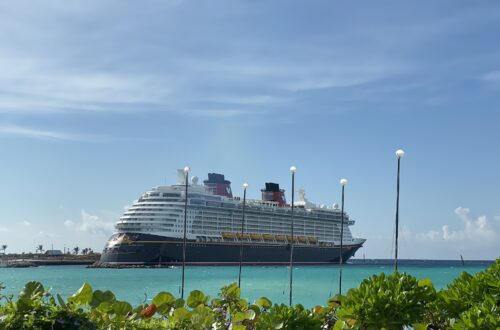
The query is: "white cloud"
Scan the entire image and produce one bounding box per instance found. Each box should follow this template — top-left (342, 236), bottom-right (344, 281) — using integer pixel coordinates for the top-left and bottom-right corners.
top-left (443, 207), bottom-right (497, 241)
top-left (482, 70), bottom-right (500, 83)
top-left (0, 226), bottom-right (8, 232)
top-left (64, 220), bottom-right (75, 228)
top-left (23, 221), bottom-right (32, 227)
top-left (205, 95), bottom-right (289, 106)
top-left (414, 207), bottom-right (499, 244)
top-left (184, 109), bottom-right (258, 118)
top-left (0, 124), bottom-right (79, 141)
top-left (0, 54), bottom-right (169, 114)
top-left (392, 207), bottom-right (500, 259)
top-left (415, 230), bottom-right (441, 241)
top-left (37, 231), bottom-right (56, 238)
top-left (64, 210), bottom-right (114, 236)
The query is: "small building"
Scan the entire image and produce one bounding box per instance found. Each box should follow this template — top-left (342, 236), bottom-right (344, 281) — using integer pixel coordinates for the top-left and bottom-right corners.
top-left (44, 250), bottom-right (63, 256)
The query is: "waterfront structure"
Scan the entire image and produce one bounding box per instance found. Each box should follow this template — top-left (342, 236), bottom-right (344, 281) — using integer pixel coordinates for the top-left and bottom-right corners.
top-left (98, 170), bottom-right (366, 266)
top-left (44, 250), bottom-right (63, 256)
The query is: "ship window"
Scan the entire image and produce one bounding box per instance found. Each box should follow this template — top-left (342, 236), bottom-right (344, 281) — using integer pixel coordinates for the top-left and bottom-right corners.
top-left (163, 193), bottom-right (180, 197)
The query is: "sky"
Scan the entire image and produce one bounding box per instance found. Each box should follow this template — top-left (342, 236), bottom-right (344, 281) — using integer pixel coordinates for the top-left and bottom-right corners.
top-left (0, 1), bottom-right (499, 259)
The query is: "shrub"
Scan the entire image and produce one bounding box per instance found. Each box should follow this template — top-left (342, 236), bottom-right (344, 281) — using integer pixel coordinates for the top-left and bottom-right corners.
top-left (1, 259), bottom-right (499, 330)
top-left (428, 259), bottom-right (500, 329)
top-left (336, 272), bottom-right (436, 329)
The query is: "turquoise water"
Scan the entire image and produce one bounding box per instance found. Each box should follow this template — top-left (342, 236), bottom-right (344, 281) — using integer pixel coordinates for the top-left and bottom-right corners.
top-left (0, 263), bottom-right (490, 307)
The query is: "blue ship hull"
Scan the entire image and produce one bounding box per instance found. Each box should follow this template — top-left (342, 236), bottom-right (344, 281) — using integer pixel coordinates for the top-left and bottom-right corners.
top-left (99, 233), bottom-right (363, 266)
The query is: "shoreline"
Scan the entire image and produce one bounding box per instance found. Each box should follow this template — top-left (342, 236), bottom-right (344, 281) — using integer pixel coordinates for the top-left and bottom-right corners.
top-left (2, 256), bottom-right (495, 269)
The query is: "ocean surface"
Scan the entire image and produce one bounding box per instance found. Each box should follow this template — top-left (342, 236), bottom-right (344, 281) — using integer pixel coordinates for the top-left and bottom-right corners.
top-left (0, 260), bottom-right (493, 308)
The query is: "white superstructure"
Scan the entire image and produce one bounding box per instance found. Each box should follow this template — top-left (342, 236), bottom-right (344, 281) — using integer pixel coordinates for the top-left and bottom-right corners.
top-left (114, 172), bottom-right (365, 247)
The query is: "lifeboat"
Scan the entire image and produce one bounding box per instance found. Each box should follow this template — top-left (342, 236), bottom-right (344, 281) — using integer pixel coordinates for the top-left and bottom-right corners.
top-left (298, 236), bottom-right (308, 243)
top-left (263, 234), bottom-right (274, 241)
top-left (307, 236), bottom-right (318, 244)
top-left (250, 233), bottom-right (262, 240)
top-left (222, 232), bottom-right (236, 239)
top-left (275, 235), bottom-right (287, 241)
top-left (236, 233), bottom-right (251, 240)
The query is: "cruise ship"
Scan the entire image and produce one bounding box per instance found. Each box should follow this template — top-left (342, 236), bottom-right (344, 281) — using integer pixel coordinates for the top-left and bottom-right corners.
top-left (98, 170), bottom-right (366, 266)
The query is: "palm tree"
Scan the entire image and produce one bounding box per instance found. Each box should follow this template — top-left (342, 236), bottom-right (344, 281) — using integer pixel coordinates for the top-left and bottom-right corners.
top-left (1, 245), bottom-right (7, 254)
top-left (36, 244), bottom-right (44, 254)
top-left (82, 248), bottom-right (88, 255)
top-left (73, 247), bottom-right (79, 255)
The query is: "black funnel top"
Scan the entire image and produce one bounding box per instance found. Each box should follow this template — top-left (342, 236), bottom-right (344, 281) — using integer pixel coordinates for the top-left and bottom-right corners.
top-left (264, 182), bottom-right (280, 192)
top-left (204, 173), bottom-right (231, 184)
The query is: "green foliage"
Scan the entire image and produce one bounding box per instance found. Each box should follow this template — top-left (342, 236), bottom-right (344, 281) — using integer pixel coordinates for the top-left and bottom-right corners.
top-left (427, 259), bottom-right (500, 329)
top-left (67, 282), bottom-right (93, 305)
top-left (0, 259), bottom-right (498, 330)
top-left (256, 297), bottom-right (272, 309)
top-left (89, 289), bottom-right (115, 309)
top-left (256, 303), bottom-right (323, 329)
top-left (0, 281), bottom-right (96, 329)
top-left (187, 290), bottom-right (209, 308)
top-left (452, 295), bottom-right (499, 330)
top-left (152, 291), bottom-right (176, 316)
top-left (336, 272), bottom-right (436, 329)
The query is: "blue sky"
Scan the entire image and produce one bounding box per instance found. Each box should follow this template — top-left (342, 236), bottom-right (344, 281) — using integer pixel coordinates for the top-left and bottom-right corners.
top-left (0, 1), bottom-right (499, 259)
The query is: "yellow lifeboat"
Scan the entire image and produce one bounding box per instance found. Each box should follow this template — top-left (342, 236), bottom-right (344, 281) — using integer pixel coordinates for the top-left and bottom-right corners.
top-left (307, 236), bottom-right (318, 244)
top-left (263, 234), bottom-right (274, 241)
top-left (298, 236), bottom-right (308, 243)
top-left (275, 235), bottom-right (287, 241)
top-left (250, 233), bottom-right (262, 240)
top-left (222, 232), bottom-right (236, 239)
top-left (236, 233), bottom-right (250, 240)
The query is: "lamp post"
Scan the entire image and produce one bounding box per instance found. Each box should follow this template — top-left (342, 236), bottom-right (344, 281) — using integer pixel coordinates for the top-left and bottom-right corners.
top-left (181, 166), bottom-right (190, 299)
top-left (238, 182), bottom-right (249, 288)
top-left (289, 165), bottom-right (297, 306)
top-left (339, 178), bottom-right (348, 296)
top-left (394, 149), bottom-right (405, 272)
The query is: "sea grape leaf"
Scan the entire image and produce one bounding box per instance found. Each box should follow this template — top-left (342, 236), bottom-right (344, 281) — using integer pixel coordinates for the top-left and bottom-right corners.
top-left (187, 290), bottom-right (208, 308)
top-left (90, 290), bottom-right (116, 309)
top-left (190, 305), bottom-right (215, 329)
top-left (112, 301), bottom-right (133, 316)
top-left (172, 307), bottom-right (191, 322)
top-left (19, 281), bottom-right (45, 300)
top-left (152, 291), bottom-right (176, 307)
top-left (256, 297), bottom-right (272, 309)
top-left (228, 284), bottom-right (240, 298)
top-left (152, 292), bottom-right (176, 315)
top-left (96, 301), bottom-right (113, 313)
top-left (174, 297), bottom-right (185, 308)
top-left (245, 309), bottom-right (256, 321)
top-left (233, 311), bottom-right (247, 322)
top-left (248, 304), bottom-right (261, 316)
top-left (68, 282), bottom-right (93, 305)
